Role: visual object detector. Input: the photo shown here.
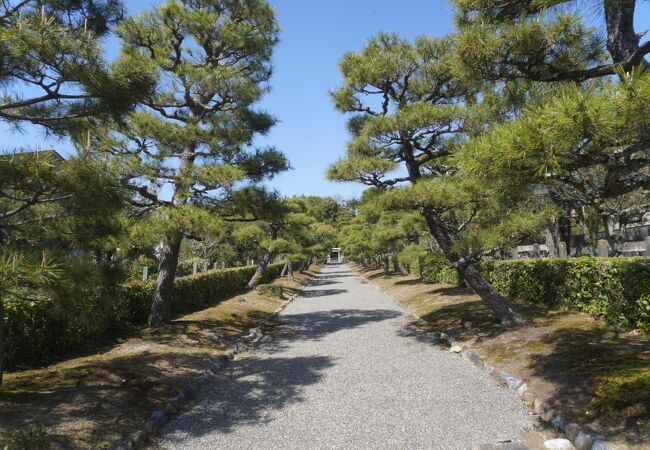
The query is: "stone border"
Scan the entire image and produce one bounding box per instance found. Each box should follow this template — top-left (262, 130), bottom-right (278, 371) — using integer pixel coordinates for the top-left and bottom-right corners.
top-left (365, 280), bottom-right (612, 450)
top-left (111, 276), bottom-right (315, 450)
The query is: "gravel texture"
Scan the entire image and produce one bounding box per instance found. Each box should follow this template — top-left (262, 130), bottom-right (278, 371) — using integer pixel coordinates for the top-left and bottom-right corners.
top-left (161, 265), bottom-right (533, 449)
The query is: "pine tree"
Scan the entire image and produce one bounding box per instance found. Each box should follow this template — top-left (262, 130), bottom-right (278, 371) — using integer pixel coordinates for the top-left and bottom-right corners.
top-left (102, 0), bottom-right (287, 327)
top-left (328, 33), bottom-right (524, 325)
top-left (453, 0), bottom-right (649, 82)
top-left (0, 0), bottom-right (153, 131)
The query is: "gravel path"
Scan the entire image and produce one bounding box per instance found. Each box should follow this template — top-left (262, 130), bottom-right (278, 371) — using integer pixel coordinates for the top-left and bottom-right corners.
top-left (161, 265), bottom-right (534, 449)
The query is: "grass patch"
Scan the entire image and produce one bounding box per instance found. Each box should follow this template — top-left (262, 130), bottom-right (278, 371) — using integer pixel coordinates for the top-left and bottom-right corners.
top-left (354, 264), bottom-right (650, 448)
top-left (0, 267), bottom-right (319, 449)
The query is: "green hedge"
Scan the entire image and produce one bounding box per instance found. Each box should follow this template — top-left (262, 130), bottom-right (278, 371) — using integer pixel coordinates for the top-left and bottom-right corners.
top-left (5, 263), bottom-right (284, 370)
top-left (420, 256), bottom-right (650, 331)
top-left (420, 254), bottom-right (462, 285)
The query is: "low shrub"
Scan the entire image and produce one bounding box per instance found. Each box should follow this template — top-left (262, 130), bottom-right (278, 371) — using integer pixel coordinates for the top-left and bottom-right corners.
top-left (257, 284), bottom-right (284, 299)
top-left (420, 254), bottom-right (461, 285)
top-left (4, 263), bottom-right (284, 370)
top-left (420, 256), bottom-right (650, 331)
top-left (479, 258), bottom-right (650, 331)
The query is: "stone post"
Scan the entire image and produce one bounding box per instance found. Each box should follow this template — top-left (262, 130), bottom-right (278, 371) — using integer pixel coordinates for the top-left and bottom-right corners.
top-left (532, 243), bottom-right (540, 258)
top-left (221, 261), bottom-right (226, 269)
top-left (558, 241), bottom-right (567, 258)
top-left (645, 236), bottom-right (650, 257)
top-left (511, 248), bottom-right (519, 260)
top-left (598, 239), bottom-right (609, 257)
top-left (192, 261), bottom-right (198, 274)
top-left (214, 262), bottom-right (218, 270)
top-left (142, 266), bottom-right (148, 281)
top-left (203, 262), bottom-right (208, 272)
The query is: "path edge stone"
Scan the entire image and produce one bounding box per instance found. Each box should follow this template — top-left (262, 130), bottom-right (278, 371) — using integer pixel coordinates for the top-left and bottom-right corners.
top-left (362, 272), bottom-right (613, 450)
top-left (110, 274), bottom-right (317, 450)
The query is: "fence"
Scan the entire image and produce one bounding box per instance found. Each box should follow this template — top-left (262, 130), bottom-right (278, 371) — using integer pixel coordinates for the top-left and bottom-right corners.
top-left (512, 237), bottom-right (650, 259)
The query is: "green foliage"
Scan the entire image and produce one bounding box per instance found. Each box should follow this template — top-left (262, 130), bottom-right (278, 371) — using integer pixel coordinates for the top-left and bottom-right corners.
top-left (0, 0), bottom-right (153, 131)
top-left (477, 258), bottom-right (650, 331)
top-left (256, 284), bottom-right (284, 299)
top-left (397, 244), bottom-right (426, 271)
top-left (3, 263), bottom-right (283, 370)
top-left (420, 254), bottom-right (462, 285)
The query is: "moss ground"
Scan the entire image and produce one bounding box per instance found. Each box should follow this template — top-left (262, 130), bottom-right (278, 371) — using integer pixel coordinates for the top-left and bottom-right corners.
top-left (355, 265), bottom-right (650, 449)
top-left (0, 268), bottom-right (318, 449)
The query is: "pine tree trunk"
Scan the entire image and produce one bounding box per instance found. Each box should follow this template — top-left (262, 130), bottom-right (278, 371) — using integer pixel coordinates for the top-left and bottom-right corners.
top-left (421, 208), bottom-right (523, 326)
top-left (383, 254), bottom-right (390, 275)
top-left (604, 0), bottom-right (646, 67)
top-left (148, 233), bottom-right (182, 328)
top-left (0, 298), bottom-right (5, 386)
top-left (247, 250), bottom-right (274, 289)
top-left (300, 255), bottom-right (312, 273)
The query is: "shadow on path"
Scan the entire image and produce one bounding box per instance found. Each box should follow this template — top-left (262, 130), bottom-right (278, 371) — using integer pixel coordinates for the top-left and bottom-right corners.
top-left (164, 355), bottom-right (335, 439)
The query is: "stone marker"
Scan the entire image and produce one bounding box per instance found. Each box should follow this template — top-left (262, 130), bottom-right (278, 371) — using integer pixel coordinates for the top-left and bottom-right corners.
top-left (558, 241), bottom-right (567, 258)
top-left (533, 243), bottom-right (540, 258)
top-left (597, 239), bottom-right (609, 257)
top-left (511, 248), bottom-right (519, 259)
top-left (142, 266), bottom-right (148, 281)
top-left (645, 236), bottom-right (650, 257)
top-left (192, 261), bottom-right (198, 274)
top-left (203, 262), bottom-right (208, 272)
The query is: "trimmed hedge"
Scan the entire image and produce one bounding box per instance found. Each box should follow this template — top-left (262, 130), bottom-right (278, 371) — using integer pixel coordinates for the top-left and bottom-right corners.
top-left (421, 256), bottom-right (650, 331)
top-left (5, 263), bottom-right (284, 370)
top-left (420, 254), bottom-right (461, 285)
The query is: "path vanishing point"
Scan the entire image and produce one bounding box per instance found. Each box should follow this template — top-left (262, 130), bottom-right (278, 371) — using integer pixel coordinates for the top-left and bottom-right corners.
top-left (161, 265), bottom-right (534, 449)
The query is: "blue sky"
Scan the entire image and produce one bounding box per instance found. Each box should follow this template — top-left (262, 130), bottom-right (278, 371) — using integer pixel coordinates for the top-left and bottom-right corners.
top-left (4, 1), bottom-right (650, 200)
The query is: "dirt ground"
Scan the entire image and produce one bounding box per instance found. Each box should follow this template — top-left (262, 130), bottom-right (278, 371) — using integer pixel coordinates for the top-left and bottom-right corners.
top-left (355, 266), bottom-right (650, 450)
top-left (0, 268), bottom-right (318, 449)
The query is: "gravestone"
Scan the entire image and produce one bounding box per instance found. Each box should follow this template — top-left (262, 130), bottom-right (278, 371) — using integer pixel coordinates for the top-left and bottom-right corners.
top-left (511, 248), bottom-right (519, 259)
top-left (142, 266), bottom-right (148, 281)
top-left (192, 261), bottom-right (198, 274)
top-left (598, 239), bottom-right (609, 257)
top-left (558, 241), bottom-right (567, 258)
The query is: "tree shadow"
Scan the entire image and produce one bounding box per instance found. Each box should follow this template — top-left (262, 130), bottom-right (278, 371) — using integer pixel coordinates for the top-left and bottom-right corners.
top-left (301, 288), bottom-right (348, 298)
top-left (162, 307), bottom-right (402, 441)
top-left (527, 327), bottom-right (650, 444)
top-left (0, 351), bottom-right (222, 449)
top-left (162, 355), bottom-right (335, 440)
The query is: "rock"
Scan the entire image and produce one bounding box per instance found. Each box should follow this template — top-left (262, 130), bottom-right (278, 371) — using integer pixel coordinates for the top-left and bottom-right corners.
top-left (506, 377), bottom-right (524, 391)
top-left (541, 407), bottom-right (555, 422)
top-left (564, 423), bottom-right (581, 441)
top-left (574, 430), bottom-right (595, 450)
top-left (450, 345), bottom-right (463, 353)
top-left (533, 398), bottom-right (546, 415)
top-left (164, 403), bottom-right (178, 415)
top-left (590, 439), bottom-right (611, 450)
top-left (521, 391), bottom-right (535, 404)
top-left (550, 414), bottom-right (565, 430)
top-left (149, 410), bottom-right (167, 428)
top-left (543, 438), bottom-right (573, 450)
top-left (463, 350), bottom-right (484, 367)
top-left (130, 430), bottom-right (146, 447)
top-left (516, 383), bottom-right (528, 396)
